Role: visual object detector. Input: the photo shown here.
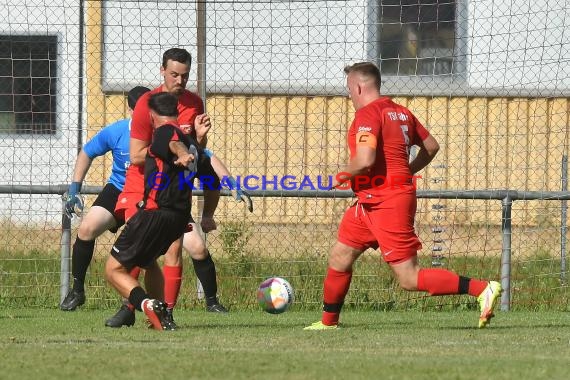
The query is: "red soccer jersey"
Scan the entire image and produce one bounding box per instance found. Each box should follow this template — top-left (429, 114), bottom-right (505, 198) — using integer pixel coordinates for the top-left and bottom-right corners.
top-left (347, 97), bottom-right (430, 200)
top-left (122, 86), bottom-right (204, 196)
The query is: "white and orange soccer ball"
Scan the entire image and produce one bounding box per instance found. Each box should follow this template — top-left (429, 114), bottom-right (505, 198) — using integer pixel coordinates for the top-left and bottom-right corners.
top-left (256, 277), bottom-right (294, 314)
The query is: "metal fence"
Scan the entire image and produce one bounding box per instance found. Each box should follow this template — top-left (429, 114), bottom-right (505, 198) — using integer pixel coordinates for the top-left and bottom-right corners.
top-left (2, 185), bottom-right (567, 311)
top-left (1, 0), bottom-right (569, 310)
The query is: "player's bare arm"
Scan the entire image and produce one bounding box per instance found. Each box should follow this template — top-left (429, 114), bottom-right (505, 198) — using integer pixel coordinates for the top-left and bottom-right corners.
top-left (194, 113), bottom-right (211, 147)
top-left (64, 150), bottom-right (94, 218)
top-left (409, 134), bottom-right (440, 174)
top-left (332, 145), bottom-right (376, 189)
top-left (201, 191), bottom-right (220, 232)
top-left (170, 141), bottom-right (195, 167)
top-left (71, 150), bottom-right (94, 182)
top-left (130, 137), bottom-right (149, 166)
top-left (209, 154), bottom-right (231, 179)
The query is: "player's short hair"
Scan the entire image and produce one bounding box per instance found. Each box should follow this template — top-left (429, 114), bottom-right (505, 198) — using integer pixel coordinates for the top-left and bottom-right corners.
top-left (162, 48), bottom-right (192, 68)
top-left (344, 62), bottom-right (381, 90)
top-left (148, 92), bottom-right (179, 117)
top-left (127, 86), bottom-right (151, 110)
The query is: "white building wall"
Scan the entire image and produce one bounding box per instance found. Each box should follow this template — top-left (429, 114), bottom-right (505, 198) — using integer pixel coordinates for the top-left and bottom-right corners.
top-left (0, 0), bottom-right (81, 223)
top-left (102, 0), bottom-right (368, 95)
top-left (467, 0), bottom-right (569, 94)
top-left (102, 0), bottom-right (569, 96)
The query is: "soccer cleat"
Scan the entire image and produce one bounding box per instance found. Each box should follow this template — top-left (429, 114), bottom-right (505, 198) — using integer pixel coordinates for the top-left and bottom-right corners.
top-left (206, 296), bottom-right (229, 313)
top-left (477, 281), bottom-right (502, 328)
top-left (163, 308), bottom-right (177, 330)
top-left (60, 289), bottom-right (86, 311)
top-left (142, 299), bottom-right (170, 331)
top-left (105, 304), bottom-right (135, 328)
top-left (206, 302), bottom-right (229, 313)
top-left (303, 321), bottom-right (339, 330)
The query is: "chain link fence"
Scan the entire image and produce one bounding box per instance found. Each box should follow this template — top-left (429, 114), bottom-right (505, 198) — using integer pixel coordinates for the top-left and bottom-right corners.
top-left (0, 0), bottom-right (569, 311)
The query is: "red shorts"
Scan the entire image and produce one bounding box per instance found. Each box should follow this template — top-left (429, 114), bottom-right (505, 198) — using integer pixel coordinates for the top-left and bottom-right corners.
top-left (115, 191), bottom-right (142, 222)
top-left (337, 191), bottom-right (422, 263)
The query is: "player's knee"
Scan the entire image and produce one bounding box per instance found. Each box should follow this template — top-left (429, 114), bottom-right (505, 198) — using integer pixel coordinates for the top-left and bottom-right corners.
top-left (397, 275), bottom-right (418, 291)
top-left (77, 221), bottom-right (102, 240)
top-left (328, 246), bottom-right (357, 271)
top-left (187, 244), bottom-right (208, 260)
top-left (183, 234), bottom-right (207, 259)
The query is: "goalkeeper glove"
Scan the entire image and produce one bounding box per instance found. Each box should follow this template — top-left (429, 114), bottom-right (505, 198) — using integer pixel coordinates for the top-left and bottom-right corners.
top-left (64, 181), bottom-right (84, 218)
top-left (227, 176), bottom-right (253, 213)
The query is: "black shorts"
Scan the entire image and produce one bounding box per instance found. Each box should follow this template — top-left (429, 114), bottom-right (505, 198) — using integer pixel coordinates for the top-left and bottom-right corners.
top-left (110, 208), bottom-right (189, 270)
top-left (92, 183), bottom-right (124, 233)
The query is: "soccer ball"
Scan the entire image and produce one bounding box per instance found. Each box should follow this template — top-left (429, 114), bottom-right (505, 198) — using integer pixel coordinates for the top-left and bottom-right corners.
top-left (257, 277), bottom-right (294, 314)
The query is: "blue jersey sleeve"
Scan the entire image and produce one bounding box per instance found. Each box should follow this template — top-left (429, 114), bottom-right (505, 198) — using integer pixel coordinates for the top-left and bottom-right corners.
top-left (83, 124), bottom-right (116, 158)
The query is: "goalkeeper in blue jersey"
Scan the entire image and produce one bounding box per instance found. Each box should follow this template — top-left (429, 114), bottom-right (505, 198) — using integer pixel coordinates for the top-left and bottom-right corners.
top-left (60, 86), bottom-right (151, 312)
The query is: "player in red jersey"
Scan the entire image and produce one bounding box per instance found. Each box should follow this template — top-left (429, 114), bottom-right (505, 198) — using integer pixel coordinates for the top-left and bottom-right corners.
top-left (305, 62), bottom-right (502, 330)
top-left (108, 48), bottom-right (250, 328)
top-left (106, 92), bottom-right (208, 330)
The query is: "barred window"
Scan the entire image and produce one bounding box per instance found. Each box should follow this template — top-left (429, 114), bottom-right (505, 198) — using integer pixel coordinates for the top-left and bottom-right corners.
top-left (378, 0), bottom-right (456, 76)
top-left (0, 35), bottom-right (57, 134)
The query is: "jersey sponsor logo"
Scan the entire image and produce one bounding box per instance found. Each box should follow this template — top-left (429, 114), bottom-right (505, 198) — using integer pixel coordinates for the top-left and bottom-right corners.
top-left (180, 124), bottom-right (193, 134)
top-left (357, 126), bottom-right (372, 132)
top-left (387, 111), bottom-right (409, 121)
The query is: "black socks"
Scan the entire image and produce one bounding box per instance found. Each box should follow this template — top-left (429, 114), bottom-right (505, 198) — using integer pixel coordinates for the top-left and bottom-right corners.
top-left (192, 253), bottom-right (218, 302)
top-left (71, 237), bottom-right (95, 293)
top-left (128, 286), bottom-right (148, 312)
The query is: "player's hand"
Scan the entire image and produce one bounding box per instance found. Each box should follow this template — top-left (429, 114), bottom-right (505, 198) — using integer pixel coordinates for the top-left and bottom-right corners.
top-left (64, 181), bottom-right (84, 218)
top-left (227, 176), bottom-right (253, 213)
top-left (200, 217), bottom-right (217, 233)
top-left (174, 152), bottom-right (195, 167)
top-left (194, 113), bottom-right (212, 141)
top-left (175, 143), bottom-right (199, 170)
top-left (234, 189), bottom-right (253, 212)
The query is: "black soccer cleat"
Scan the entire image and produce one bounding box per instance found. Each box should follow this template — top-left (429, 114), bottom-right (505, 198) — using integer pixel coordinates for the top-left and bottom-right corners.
top-left (105, 304), bottom-right (135, 328)
top-left (163, 308), bottom-right (177, 330)
top-left (60, 289), bottom-right (86, 311)
top-left (206, 298), bottom-right (229, 313)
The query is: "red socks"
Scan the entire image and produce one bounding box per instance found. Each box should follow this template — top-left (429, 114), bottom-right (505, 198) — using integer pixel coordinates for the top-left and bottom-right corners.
top-left (163, 265), bottom-right (183, 310)
top-left (129, 266), bottom-right (141, 280)
top-left (417, 268), bottom-right (487, 297)
top-left (322, 267), bottom-right (352, 326)
top-left (417, 268), bottom-right (460, 295)
top-left (467, 278), bottom-right (488, 297)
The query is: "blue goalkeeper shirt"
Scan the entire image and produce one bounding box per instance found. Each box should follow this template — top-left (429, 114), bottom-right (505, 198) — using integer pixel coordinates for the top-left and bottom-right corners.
top-left (83, 119), bottom-right (130, 191)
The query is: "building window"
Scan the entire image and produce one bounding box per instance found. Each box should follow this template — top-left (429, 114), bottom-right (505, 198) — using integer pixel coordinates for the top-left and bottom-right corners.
top-left (0, 35), bottom-right (57, 135)
top-left (378, 0), bottom-right (456, 76)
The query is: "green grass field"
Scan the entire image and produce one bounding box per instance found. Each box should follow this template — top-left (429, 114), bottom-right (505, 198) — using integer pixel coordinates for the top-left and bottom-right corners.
top-left (1, 308), bottom-right (569, 380)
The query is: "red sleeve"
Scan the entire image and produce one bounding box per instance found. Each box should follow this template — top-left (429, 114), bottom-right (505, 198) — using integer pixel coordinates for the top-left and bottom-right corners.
top-left (130, 91), bottom-right (153, 142)
top-left (411, 114), bottom-right (430, 144)
top-left (177, 91), bottom-right (205, 135)
top-left (353, 107), bottom-right (382, 138)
